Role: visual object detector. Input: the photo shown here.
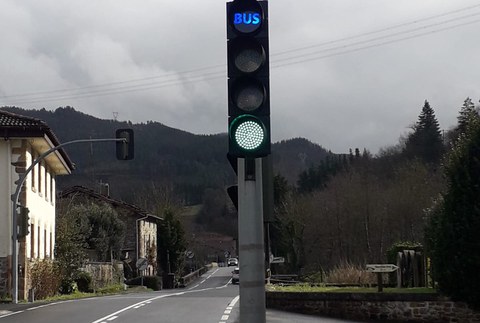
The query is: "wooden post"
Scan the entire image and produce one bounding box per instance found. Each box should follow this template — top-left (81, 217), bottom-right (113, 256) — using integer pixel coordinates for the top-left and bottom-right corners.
top-left (377, 273), bottom-right (383, 292)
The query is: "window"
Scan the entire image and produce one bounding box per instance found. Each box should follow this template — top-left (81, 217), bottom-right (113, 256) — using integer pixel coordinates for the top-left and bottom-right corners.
top-left (30, 223), bottom-right (35, 259)
top-left (38, 161), bottom-right (42, 196)
top-left (45, 167), bottom-right (49, 201)
top-left (31, 150), bottom-right (36, 191)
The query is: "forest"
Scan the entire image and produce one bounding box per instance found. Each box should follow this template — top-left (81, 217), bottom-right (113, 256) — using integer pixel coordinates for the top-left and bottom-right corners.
top-left (2, 97), bottom-right (480, 307)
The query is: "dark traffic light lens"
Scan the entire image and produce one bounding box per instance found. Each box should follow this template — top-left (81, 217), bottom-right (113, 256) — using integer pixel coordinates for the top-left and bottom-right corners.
top-left (232, 78), bottom-right (265, 112)
top-left (233, 39), bottom-right (265, 73)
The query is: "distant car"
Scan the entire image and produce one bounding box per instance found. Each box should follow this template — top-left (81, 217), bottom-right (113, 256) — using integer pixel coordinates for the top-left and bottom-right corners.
top-left (231, 267), bottom-right (239, 284)
top-left (227, 258), bottom-right (238, 266)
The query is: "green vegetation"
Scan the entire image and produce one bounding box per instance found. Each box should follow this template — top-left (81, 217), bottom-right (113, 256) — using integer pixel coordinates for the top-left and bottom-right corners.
top-left (426, 115), bottom-right (480, 309)
top-left (267, 284), bottom-right (436, 294)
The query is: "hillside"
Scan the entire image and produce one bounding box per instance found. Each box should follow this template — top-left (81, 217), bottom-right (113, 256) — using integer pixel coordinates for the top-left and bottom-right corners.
top-left (1, 106), bottom-right (330, 203)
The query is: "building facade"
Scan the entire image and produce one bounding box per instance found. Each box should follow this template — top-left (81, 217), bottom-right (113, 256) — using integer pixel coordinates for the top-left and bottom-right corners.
top-left (0, 110), bottom-right (74, 300)
top-left (58, 185), bottom-right (161, 278)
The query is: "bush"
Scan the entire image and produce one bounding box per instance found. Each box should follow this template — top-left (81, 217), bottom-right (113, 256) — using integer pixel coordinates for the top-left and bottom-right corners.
top-left (30, 259), bottom-right (62, 299)
top-left (59, 278), bottom-right (75, 295)
top-left (325, 262), bottom-right (376, 285)
top-left (126, 276), bottom-right (162, 291)
top-left (75, 271), bottom-right (93, 293)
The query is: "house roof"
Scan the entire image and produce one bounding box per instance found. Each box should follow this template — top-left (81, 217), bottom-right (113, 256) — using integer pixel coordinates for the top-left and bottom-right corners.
top-left (0, 109), bottom-right (74, 174)
top-left (59, 185), bottom-right (163, 221)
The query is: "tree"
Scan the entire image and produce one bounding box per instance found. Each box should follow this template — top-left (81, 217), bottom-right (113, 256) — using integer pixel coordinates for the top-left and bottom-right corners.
top-left (55, 201), bottom-right (91, 282)
top-left (427, 117), bottom-right (480, 309)
top-left (157, 209), bottom-right (186, 276)
top-left (86, 202), bottom-right (126, 262)
top-left (449, 97), bottom-right (480, 144)
top-left (404, 100), bottom-right (444, 163)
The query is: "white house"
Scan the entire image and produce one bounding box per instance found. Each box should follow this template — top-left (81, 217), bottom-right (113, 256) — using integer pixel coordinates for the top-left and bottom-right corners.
top-left (0, 110), bottom-right (74, 300)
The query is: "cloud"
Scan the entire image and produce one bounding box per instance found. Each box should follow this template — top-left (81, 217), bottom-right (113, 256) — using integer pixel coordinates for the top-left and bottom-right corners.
top-left (1, 0), bottom-right (480, 154)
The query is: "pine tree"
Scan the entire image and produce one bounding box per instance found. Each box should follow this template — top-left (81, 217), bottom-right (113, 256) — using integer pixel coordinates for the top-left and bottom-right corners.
top-left (428, 118), bottom-right (480, 309)
top-left (456, 97), bottom-right (480, 138)
top-left (404, 100), bottom-right (444, 163)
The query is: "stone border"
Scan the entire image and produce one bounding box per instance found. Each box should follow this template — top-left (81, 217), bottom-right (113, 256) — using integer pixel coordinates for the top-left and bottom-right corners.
top-left (266, 291), bottom-right (480, 323)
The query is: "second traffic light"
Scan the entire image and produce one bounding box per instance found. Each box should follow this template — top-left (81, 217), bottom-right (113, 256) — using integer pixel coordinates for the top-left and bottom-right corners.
top-left (116, 129), bottom-right (134, 160)
top-left (227, 0), bottom-right (270, 158)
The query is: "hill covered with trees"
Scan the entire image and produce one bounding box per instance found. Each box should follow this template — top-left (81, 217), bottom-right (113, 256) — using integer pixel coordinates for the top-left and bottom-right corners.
top-left (0, 106), bottom-right (329, 205)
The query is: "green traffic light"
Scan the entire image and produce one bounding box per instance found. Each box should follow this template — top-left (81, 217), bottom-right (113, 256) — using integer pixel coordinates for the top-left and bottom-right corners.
top-left (230, 115), bottom-right (267, 152)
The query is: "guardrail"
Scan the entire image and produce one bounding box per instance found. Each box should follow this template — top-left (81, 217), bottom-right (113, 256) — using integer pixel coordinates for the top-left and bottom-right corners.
top-left (178, 264), bottom-right (213, 288)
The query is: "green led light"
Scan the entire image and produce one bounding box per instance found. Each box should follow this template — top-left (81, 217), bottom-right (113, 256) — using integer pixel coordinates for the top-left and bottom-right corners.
top-left (234, 119), bottom-right (265, 150)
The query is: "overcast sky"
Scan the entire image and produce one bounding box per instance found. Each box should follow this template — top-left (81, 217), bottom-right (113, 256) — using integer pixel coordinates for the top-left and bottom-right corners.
top-left (1, 0), bottom-right (479, 154)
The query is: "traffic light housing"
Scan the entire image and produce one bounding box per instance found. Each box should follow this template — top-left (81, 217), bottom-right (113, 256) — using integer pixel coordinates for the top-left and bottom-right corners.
top-left (227, 0), bottom-right (270, 158)
top-left (17, 206), bottom-right (30, 239)
top-left (116, 129), bottom-right (134, 160)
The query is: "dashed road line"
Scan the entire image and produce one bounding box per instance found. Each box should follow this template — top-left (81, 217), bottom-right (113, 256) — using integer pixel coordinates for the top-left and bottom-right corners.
top-left (218, 295), bottom-right (239, 323)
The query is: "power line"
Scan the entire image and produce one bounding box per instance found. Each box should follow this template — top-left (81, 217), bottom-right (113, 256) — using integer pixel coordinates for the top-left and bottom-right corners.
top-left (1, 4), bottom-right (479, 105)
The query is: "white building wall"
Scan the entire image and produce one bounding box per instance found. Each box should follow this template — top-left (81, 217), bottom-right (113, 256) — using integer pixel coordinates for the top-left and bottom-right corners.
top-left (0, 140), bottom-right (57, 261)
top-left (25, 149), bottom-right (56, 260)
top-left (0, 140), bottom-right (12, 257)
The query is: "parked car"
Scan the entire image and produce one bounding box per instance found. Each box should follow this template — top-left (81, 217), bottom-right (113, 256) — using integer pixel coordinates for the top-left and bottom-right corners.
top-left (227, 258), bottom-right (238, 266)
top-left (231, 267), bottom-right (239, 284)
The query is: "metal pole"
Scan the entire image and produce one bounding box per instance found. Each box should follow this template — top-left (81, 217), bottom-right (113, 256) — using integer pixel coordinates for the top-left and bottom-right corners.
top-left (238, 158), bottom-right (266, 323)
top-left (10, 138), bottom-right (125, 303)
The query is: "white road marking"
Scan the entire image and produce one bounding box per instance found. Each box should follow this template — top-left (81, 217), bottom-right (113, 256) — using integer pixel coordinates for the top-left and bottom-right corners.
top-left (0, 310), bottom-right (23, 319)
top-left (107, 316), bottom-right (118, 321)
top-left (91, 269), bottom-right (226, 323)
top-left (217, 295), bottom-right (239, 323)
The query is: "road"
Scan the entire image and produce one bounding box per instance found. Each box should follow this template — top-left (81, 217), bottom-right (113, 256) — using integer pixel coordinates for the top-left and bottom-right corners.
top-left (0, 267), bottom-right (365, 323)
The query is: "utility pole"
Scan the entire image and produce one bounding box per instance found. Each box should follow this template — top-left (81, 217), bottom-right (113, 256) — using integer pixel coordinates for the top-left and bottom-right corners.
top-left (238, 158), bottom-right (266, 323)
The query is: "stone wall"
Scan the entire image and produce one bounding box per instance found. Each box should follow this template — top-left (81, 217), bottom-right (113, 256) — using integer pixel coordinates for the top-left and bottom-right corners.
top-left (266, 292), bottom-right (480, 323)
top-left (0, 257), bottom-right (9, 297)
top-left (83, 262), bottom-right (124, 290)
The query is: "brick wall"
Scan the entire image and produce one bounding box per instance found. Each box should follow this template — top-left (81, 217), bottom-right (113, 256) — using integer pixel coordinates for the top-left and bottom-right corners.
top-left (266, 292), bottom-right (480, 323)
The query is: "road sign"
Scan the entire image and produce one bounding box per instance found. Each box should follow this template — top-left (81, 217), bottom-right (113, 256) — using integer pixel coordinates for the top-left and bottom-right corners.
top-left (136, 257), bottom-right (148, 271)
top-left (366, 264), bottom-right (399, 273)
top-left (186, 250), bottom-right (195, 259)
top-left (270, 257), bottom-right (285, 264)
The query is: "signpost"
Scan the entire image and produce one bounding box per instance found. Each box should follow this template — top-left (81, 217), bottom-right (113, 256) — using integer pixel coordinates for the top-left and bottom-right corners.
top-left (136, 257), bottom-right (148, 287)
top-left (366, 264), bottom-right (399, 292)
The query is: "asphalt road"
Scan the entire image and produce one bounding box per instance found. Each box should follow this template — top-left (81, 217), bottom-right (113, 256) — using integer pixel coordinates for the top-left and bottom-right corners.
top-left (0, 267), bottom-right (365, 323)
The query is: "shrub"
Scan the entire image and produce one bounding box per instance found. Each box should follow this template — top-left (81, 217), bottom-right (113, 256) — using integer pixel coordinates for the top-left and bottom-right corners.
top-left (126, 276), bottom-right (162, 291)
top-left (75, 271), bottom-right (93, 293)
top-left (59, 278), bottom-right (75, 295)
top-left (325, 262), bottom-right (377, 285)
top-left (30, 259), bottom-right (62, 299)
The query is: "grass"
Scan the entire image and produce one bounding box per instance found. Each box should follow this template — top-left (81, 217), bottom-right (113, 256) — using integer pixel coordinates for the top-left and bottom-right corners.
top-left (36, 285), bottom-right (152, 303)
top-left (267, 284), bottom-right (436, 294)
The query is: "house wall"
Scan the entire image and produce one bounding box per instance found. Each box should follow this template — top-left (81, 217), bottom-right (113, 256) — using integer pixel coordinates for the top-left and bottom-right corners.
top-left (139, 219), bottom-right (157, 276)
top-left (0, 139), bottom-right (60, 299)
top-left (0, 140), bottom-right (12, 295)
top-left (0, 140), bottom-right (12, 257)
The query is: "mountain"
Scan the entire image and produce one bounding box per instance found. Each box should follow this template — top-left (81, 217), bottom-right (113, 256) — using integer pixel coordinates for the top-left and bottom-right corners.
top-left (1, 106), bottom-right (329, 203)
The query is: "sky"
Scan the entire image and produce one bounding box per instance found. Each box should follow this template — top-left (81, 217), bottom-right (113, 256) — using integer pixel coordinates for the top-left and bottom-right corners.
top-left (1, 0), bottom-right (480, 154)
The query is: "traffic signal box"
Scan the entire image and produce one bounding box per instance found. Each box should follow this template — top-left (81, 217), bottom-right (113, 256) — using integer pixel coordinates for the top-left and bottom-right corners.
top-left (116, 129), bottom-right (134, 160)
top-left (227, 0), bottom-right (270, 158)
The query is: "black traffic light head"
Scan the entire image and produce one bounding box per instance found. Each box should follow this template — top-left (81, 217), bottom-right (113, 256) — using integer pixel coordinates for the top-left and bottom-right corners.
top-left (116, 129), bottom-right (134, 160)
top-left (227, 0), bottom-right (270, 158)
top-left (17, 206), bottom-right (30, 239)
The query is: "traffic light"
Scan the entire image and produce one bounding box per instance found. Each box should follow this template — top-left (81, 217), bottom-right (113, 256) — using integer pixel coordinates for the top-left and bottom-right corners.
top-left (227, 0), bottom-right (270, 158)
top-left (17, 206), bottom-right (30, 239)
top-left (116, 129), bottom-right (134, 160)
